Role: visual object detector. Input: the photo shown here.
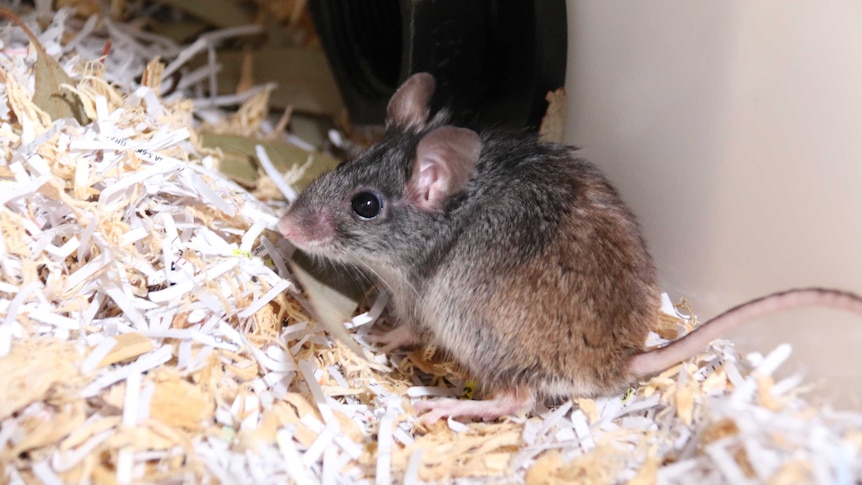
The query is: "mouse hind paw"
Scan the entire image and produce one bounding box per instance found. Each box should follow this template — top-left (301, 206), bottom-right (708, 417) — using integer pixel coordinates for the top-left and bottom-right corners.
top-left (413, 389), bottom-right (534, 425)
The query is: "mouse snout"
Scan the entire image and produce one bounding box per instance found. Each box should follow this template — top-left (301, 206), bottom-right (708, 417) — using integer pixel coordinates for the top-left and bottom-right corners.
top-left (277, 214), bottom-right (300, 240)
top-left (277, 208), bottom-right (335, 250)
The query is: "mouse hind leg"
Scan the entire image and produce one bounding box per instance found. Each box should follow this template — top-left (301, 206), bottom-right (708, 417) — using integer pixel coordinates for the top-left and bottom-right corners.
top-left (413, 388), bottom-right (534, 425)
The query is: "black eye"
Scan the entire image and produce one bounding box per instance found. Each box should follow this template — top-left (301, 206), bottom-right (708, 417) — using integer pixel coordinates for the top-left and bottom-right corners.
top-left (351, 191), bottom-right (383, 219)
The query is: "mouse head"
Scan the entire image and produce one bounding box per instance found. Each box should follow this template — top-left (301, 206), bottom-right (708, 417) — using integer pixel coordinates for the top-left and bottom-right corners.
top-left (278, 73), bottom-right (482, 272)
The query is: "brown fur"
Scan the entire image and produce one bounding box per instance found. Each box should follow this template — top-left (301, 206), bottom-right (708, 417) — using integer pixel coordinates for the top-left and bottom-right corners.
top-left (420, 153), bottom-right (660, 399)
top-left (280, 73), bottom-right (661, 420)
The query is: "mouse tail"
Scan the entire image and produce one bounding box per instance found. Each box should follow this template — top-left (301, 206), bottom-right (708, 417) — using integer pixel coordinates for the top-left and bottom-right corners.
top-left (628, 288), bottom-right (862, 378)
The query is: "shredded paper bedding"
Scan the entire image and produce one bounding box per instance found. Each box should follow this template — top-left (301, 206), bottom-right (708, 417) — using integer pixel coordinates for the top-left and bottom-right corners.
top-left (0, 7), bottom-right (860, 485)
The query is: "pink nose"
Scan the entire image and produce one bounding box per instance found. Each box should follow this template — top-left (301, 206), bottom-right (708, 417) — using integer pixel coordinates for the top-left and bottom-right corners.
top-left (277, 215), bottom-right (299, 241)
top-left (277, 210), bottom-right (333, 247)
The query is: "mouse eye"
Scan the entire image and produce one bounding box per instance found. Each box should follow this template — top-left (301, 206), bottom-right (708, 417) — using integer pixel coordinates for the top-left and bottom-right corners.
top-left (351, 191), bottom-right (383, 220)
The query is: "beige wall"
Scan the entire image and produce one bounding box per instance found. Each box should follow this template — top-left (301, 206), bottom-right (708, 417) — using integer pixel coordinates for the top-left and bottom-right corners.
top-left (565, 1), bottom-right (862, 408)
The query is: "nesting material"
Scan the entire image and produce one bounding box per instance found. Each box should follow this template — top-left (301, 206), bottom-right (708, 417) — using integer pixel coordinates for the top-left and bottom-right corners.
top-left (1, 7), bottom-right (861, 485)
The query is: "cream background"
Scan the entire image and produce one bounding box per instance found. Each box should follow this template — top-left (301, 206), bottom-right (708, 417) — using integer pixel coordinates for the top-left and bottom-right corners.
top-left (564, 1), bottom-right (862, 408)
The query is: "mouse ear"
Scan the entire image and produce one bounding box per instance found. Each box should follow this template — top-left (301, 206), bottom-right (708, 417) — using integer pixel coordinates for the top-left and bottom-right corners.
top-left (409, 126), bottom-right (482, 211)
top-left (386, 73), bottom-right (435, 130)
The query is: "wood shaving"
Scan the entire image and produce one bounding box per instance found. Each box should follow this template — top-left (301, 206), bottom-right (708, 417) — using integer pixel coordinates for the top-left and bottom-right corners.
top-left (0, 7), bottom-right (860, 484)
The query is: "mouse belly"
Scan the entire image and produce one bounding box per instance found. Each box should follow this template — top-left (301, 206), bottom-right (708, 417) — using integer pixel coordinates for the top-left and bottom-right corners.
top-left (411, 307), bottom-right (645, 425)
top-left (418, 288), bottom-right (651, 401)
top-left (415, 251), bottom-right (660, 401)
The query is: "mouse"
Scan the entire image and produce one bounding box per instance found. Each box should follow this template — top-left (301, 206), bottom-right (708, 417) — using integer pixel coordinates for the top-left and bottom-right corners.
top-left (277, 72), bottom-right (862, 424)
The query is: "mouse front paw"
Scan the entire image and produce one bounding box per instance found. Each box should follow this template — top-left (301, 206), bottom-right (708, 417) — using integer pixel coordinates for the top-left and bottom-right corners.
top-left (367, 324), bottom-right (423, 352)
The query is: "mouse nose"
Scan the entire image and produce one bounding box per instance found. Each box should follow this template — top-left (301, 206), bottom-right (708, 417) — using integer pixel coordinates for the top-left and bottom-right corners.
top-left (277, 215), bottom-right (300, 241)
top-left (277, 208), bottom-right (335, 249)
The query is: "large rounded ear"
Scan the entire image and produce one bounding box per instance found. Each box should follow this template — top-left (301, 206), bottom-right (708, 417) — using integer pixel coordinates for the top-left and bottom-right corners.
top-left (409, 126), bottom-right (482, 211)
top-left (386, 73), bottom-right (435, 130)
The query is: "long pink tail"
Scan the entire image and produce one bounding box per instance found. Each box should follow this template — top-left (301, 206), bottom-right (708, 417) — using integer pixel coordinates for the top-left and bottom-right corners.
top-left (628, 288), bottom-right (862, 378)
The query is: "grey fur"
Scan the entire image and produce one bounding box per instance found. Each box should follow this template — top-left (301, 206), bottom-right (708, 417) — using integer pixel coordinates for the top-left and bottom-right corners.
top-left (280, 100), bottom-right (660, 401)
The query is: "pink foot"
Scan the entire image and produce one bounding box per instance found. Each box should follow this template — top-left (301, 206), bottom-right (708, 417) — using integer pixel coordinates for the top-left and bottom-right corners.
top-left (413, 389), bottom-right (534, 425)
top-left (367, 324), bottom-right (423, 352)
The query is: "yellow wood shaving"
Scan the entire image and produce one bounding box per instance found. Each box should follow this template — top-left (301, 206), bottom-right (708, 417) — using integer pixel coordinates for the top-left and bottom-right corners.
top-left (95, 332), bottom-right (155, 367)
top-left (0, 339), bottom-right (83, 421)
